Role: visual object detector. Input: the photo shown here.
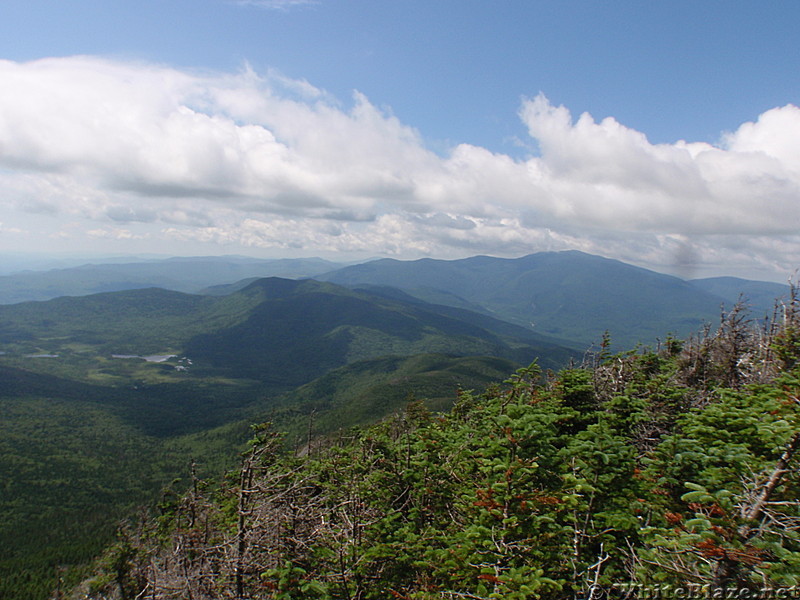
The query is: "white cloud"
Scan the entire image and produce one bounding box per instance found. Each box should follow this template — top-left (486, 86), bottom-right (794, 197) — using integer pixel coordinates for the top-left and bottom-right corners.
top-left (0, 57), bottom-right (798, 279)
top-left (722, 104), bottom-right (800, 171)
top-left (518, 94), bottom-right (800, 236)
top-left (86, 227), bottom-right (144, 240)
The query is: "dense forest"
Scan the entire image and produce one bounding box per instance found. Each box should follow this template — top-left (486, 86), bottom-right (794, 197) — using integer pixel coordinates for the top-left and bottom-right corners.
top-left (0, 276), bottom-right (566, 600)
top-left (71, 294), bottom-right (800, 598)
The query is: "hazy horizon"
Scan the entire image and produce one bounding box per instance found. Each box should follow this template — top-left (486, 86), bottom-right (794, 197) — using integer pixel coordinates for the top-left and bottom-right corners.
top-left (0, 2), bottom-right (798, 282)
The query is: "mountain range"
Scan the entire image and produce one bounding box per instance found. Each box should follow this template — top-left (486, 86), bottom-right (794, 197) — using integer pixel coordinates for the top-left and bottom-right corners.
top-left (316, 251), bottom-right (790, 349)
top-left (1, 250), bottom-right (790, 353)
top-left (0, 249), bottom-right (794, 599)
top-left (0, 255), bottom-right (343, 304)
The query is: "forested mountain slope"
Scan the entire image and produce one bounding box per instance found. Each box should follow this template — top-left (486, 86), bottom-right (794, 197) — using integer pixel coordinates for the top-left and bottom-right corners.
top-left (318, 251), bottom-right (742, 349)
top-left (271, 353), bottom-right (523, 444)
top-left (0, 278), bottom-right (578, 599)
top-left (0, 277), bottom-right (576, 387)
top-left (183, 278), bottom-right (575, 386)
top-left (79, 297), bottom-right (800, 599)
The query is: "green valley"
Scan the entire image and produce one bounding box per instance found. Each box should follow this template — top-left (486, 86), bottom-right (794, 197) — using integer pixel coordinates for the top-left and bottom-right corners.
top-left (0, 276), bottom-right (578, 599)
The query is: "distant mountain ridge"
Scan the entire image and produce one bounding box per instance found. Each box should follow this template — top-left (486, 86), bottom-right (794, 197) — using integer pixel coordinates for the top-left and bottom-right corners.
top-left (689, 276), bottom-right (790, 317)
top-left (0, 256), bottom-right (343, 304)
top-left (316, 251), bottom-right (789, 350)
top-left (0, 250), bottom-right (790, 352)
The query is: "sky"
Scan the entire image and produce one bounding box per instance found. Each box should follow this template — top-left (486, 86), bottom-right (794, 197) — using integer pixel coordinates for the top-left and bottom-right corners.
top-left (0, 1), bottom-right (799, 281)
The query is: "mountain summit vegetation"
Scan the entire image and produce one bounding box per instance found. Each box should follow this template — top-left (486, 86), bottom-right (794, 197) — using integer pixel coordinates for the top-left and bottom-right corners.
top-left (71, 288), bottom-right (800, 599)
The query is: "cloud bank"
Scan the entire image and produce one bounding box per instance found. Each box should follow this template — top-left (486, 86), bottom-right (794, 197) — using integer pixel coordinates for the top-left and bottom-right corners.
top-left (0, 56), bottom-right (798, 280)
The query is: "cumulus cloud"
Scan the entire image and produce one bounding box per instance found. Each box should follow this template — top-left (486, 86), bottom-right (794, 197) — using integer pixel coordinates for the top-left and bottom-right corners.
top-left (518, 94), bottom-right (800, 235)
top-left (0, 56), bottom-right (798, 279)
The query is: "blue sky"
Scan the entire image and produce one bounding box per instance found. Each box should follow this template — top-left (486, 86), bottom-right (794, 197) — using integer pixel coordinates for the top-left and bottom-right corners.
top-left (0, 0), bottom-right (798, 281)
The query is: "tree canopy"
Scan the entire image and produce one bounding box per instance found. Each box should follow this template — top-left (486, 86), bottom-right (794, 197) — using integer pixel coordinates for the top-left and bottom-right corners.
top-left (76, 297), bottom-right (800, 598)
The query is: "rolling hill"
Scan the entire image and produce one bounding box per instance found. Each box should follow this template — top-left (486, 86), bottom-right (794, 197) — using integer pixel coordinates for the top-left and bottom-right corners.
top-left (0, 277), bottom-right (576, 386)
top-left (183, 278), bottom-right (575, 386)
